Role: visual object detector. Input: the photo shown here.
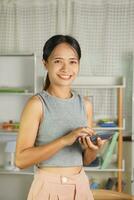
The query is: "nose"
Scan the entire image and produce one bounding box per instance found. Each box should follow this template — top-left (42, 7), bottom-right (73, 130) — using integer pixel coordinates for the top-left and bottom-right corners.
top-left (60, 62), bottom-right (69, 73)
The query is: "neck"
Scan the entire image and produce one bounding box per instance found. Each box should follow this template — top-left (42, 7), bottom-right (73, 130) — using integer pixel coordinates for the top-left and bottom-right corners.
top-left (47, 86), bottom-right (72, 99)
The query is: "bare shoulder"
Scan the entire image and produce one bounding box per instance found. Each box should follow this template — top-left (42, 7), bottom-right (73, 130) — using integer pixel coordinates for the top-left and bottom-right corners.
top-left (83, 96), bottom-right (92, 112)
top-left (26, 95), bottom-right (42, 108)
top-left (83, 96), bottom-right (93, 127)
top-left (20, 95), bottom-right (43, 121)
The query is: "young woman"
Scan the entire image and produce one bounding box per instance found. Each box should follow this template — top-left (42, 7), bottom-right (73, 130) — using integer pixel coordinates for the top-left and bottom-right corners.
top-left (15, 35), bottom-right (104, 200)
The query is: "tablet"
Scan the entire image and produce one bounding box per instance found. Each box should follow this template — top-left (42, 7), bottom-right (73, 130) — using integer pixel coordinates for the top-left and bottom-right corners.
top-left (90, 131), bottom-right (115, 145)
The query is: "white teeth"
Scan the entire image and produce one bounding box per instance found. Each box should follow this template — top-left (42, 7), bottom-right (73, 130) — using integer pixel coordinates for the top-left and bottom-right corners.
top-left (58, 75), bottom-right (71, 79)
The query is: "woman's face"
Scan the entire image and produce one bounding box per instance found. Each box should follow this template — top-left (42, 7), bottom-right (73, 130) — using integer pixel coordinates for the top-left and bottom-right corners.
top-left (44, 42), bottom-right (80, 88)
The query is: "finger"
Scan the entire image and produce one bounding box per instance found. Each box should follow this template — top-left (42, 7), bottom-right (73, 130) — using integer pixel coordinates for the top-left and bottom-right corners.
top-left (78, 137), bottom-right (82, 144)
top-left (97, 138), bottom-right (107, 148)
top-left (86, 127), bottom-right (95, 135)
top-left (96, 137), bottom-right (103, 148)
top-left (81, 127), bottom-right (95, 136)
top-left (86, 136), bottom-right (99, 150)
top-left (78, 132), bottom-right (88, 138)
top-left (81, 136), bottom-right (88, 149)
top-left (78, 127), bottom-right (95, 138)
top-left (78, 137), bottom-right (85, 149)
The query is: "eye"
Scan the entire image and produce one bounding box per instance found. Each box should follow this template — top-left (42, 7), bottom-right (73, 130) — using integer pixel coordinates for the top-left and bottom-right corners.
top-left (70, 60), bottom-right (78, 64)
top-left (54, 60), bottom-right (60, 63)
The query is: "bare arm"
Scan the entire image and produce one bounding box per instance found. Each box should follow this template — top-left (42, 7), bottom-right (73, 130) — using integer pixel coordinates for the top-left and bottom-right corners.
top-left (15, 96), bottom-right (90, 169)
top-left (15, 96), bottom-right (66, 169)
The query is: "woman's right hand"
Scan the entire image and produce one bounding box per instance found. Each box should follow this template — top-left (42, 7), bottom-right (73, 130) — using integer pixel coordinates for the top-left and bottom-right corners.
top-left (63, 127), bottom-right (94, 146)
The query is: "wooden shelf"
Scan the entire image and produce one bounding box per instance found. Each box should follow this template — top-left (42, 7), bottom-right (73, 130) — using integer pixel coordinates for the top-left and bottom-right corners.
top-left (94, 118), bottom-right (125, 131)
top-left (0, 132), bottom-right (17, 142)
top-left (0, 53), bottom-right (34, 56)
top-left (0, 92), bottom-right (34, 96)
top-left (0, 128), bottom-right (18, 133)
top-left (0, 167), bottom-right (34, 175)
top-left (72, 76), bottom-right (125, 88)
top-left (72, 76), bottom-right (125, 192)
top-left (84, 160), bottom-right (125, 172)
top-left (94, 127), bottom-right (124, 131)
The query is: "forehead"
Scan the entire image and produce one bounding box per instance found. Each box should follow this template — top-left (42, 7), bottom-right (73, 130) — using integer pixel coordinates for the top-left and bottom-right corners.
top-left (50, 43), bottom-right (78, 59)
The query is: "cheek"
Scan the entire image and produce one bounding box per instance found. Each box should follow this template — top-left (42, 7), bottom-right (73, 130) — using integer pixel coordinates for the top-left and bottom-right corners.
top-left (47, 65), bottom-right (57, 73)
top-left (51, 64), bottom-right (61, 71)
top-left (47, 67), bottom-right (60, 81)
top-left (73, 65), bottom-right (79, 73)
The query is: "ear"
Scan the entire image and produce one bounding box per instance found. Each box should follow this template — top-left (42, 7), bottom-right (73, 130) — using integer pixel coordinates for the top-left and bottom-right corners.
top-left (42, 59), bottom-right (48, 70)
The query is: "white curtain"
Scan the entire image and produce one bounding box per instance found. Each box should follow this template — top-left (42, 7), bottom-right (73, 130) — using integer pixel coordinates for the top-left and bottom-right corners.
top-left (0, 0), bottom-right (133, 73)
top-left (0, 0), bottom-right (58, 55)
top-left (67, 0), bottom-right (134, 76)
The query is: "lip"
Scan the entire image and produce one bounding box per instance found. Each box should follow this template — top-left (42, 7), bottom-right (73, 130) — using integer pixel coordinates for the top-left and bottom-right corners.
top-left (57, 74), bottom-right (72, 80)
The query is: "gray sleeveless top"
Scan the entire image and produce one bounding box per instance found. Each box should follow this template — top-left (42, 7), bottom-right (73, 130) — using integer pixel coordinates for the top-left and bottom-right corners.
top-left (35, 90), bottom-right (88, 167)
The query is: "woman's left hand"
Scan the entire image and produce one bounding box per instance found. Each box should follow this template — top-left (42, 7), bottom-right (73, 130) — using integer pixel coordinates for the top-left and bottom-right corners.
top-left (79, 135), bottom-right (107, 165)
top-left (78, 135), bottom-right (106, 152)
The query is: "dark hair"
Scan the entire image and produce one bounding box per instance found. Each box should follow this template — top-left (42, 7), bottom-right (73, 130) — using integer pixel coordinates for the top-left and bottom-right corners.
top-left (43, 34), bottom-right (81, 90)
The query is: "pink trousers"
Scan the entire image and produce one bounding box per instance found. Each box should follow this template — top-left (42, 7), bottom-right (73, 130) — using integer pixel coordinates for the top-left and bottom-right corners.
top-left (27, 168), bottom-right (94, 200)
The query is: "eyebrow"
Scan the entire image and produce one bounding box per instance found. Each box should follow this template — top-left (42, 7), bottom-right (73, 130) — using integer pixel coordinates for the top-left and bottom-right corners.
top-left (52, 57), bottom-right (78, 60)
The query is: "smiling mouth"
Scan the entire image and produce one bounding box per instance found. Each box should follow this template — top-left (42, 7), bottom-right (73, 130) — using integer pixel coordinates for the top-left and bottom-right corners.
top-left (57, 74), bottom-right (72, 80)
